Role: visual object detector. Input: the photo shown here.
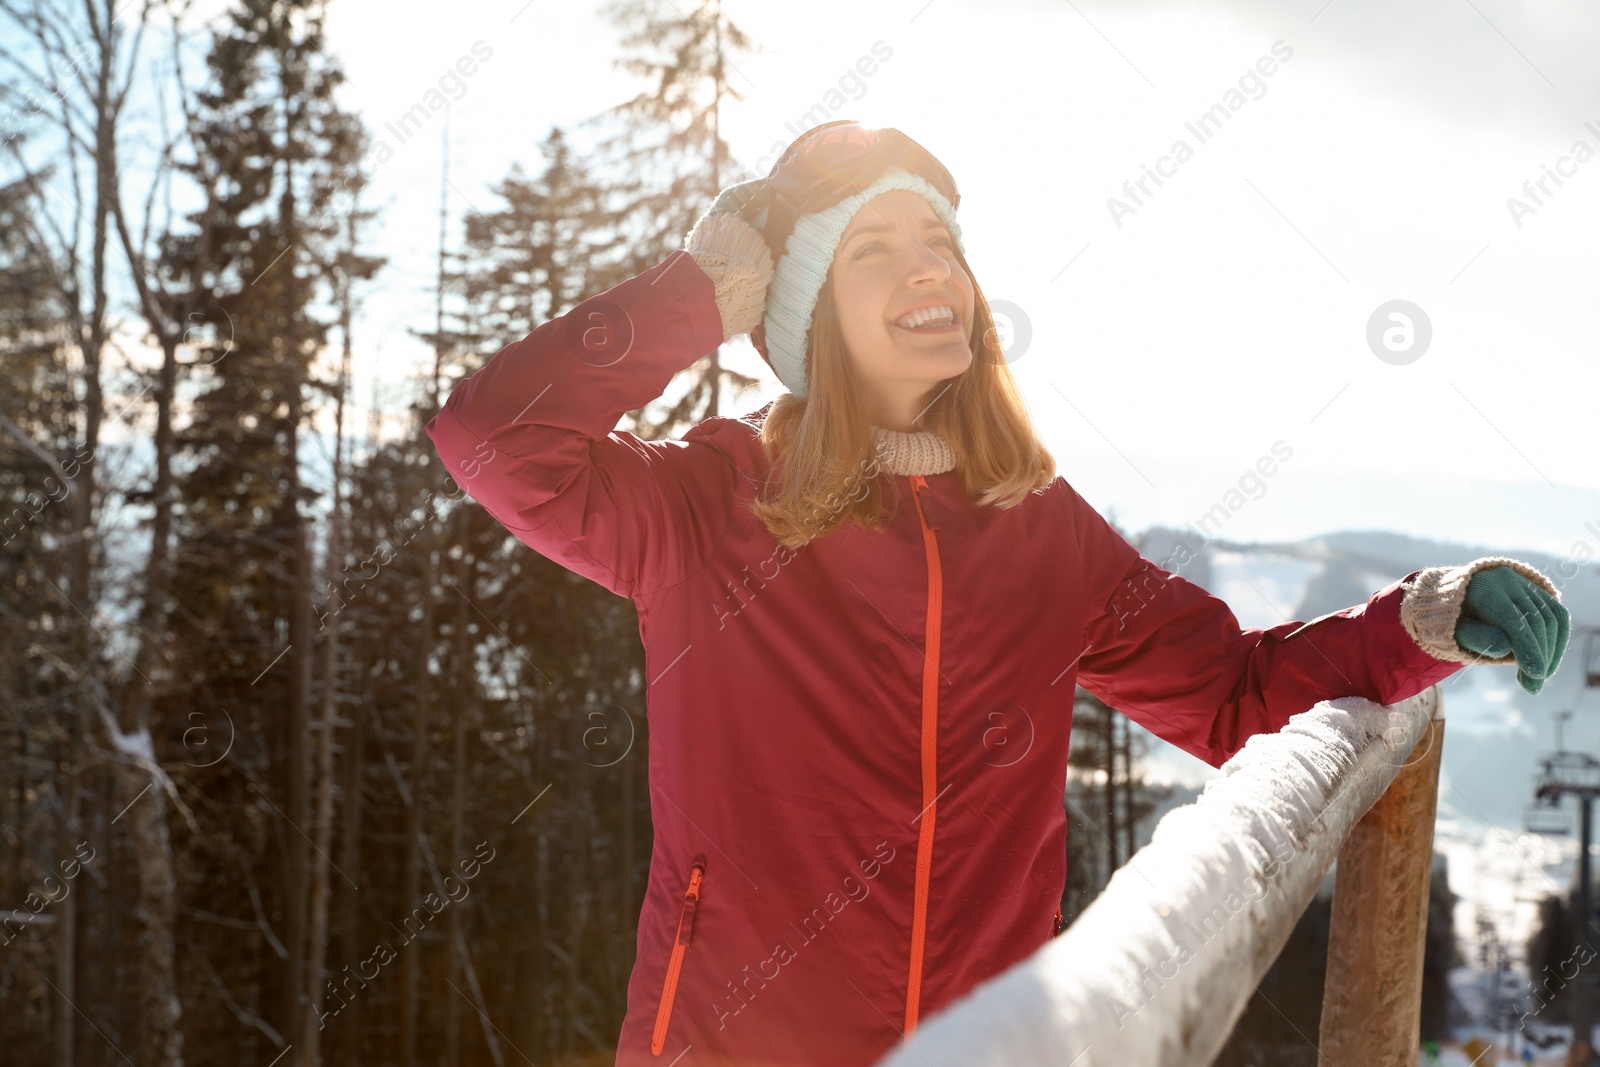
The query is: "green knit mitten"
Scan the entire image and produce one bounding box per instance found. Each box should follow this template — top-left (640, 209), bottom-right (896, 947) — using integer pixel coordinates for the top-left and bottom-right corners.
top-left (1454, 566), bottom-right (1570, 694)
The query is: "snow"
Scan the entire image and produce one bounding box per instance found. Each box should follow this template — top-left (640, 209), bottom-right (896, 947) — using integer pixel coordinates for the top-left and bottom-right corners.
top-left (1424, 992), bottom-right (1598, 1065)
top-left (1435, 815), bottom-right (1575, 977)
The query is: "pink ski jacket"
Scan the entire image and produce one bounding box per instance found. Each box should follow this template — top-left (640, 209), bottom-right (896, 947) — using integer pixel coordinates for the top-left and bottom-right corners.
top-left (425, 248), bottom-right (1466, 1066)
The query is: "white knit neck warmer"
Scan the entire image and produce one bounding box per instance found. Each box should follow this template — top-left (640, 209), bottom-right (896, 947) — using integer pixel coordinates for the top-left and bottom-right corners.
top-left (870, 424), bottom-right (955, 476)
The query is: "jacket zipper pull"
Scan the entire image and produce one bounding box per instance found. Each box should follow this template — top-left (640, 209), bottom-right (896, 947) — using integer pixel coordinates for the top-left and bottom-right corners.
top-left (650, 854), bottom-right (709, 1055)
top-left (909, 474), bottom-right (938, 528)
top-left (679, 854), bottom-right (706, 946)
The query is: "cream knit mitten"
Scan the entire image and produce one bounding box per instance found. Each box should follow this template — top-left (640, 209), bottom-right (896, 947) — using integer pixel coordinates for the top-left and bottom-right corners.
top-left (684, 212), bottom-right (775, 343)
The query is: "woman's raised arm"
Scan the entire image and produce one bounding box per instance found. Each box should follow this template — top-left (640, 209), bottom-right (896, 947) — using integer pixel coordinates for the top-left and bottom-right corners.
top-left (424, 206), bottom-right (775, 599)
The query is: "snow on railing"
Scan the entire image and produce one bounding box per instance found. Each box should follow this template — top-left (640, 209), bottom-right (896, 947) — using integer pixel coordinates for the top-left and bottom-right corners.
top-left (874, 686), bottom-right (1445, 1067)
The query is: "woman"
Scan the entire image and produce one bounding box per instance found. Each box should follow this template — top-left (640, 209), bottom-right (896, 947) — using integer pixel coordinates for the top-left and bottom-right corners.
top-left (426, 121), bottom-right (1568, 1067)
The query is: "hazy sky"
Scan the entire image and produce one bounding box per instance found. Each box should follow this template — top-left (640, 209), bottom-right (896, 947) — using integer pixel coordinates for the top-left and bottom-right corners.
top-left (93, 0), bottom-right (1600, 557)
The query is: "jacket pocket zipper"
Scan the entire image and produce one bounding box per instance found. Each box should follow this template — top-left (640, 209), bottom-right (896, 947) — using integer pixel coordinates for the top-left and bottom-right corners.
top-left (650, 852), bottom-right (707, 1055)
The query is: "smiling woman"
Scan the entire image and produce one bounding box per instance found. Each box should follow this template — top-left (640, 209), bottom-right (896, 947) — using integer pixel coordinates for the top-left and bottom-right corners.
top-left (426, 119), bottom-right (1568, 1067)
top-left (719, 124), bottom-right (1056, 550)
top-left (747, 204), bottom-right (1053, 546)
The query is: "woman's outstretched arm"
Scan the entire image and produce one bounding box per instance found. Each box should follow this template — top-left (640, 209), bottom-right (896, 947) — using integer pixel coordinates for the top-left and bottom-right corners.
top-left (1062, 479), bottom-right (1563, 768)
top-left (424, 211), bottom-right (774, 599)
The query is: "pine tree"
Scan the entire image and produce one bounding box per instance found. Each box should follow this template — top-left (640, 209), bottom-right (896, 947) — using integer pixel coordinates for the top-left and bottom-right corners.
top-left (157, 0), bottom-right (370, 1054)
top-left (427, 122), bottom-right (661, 1059)
top-left (587, 0), bottom-right (765, 429)
top-left (450, 127), bottom-right (616, 350)
top-left (0, 169), bottom-right (83, 1067)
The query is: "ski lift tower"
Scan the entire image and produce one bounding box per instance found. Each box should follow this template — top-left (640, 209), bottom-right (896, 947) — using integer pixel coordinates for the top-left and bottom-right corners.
top-left (1534, 706), bottom-right (1600, 1067)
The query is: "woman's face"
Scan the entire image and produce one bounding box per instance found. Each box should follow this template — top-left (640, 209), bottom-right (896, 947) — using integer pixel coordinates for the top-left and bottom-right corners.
top-left (827, 189), bottom-right (975, 423)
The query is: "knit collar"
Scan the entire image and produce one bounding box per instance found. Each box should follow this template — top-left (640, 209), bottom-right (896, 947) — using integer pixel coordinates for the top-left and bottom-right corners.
top-left (870, 424), bottom-right (955, 477)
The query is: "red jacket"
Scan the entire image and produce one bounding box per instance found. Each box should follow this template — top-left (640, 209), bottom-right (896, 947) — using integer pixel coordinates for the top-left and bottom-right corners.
top-left (425, 249), bottom-right (1465, 1067)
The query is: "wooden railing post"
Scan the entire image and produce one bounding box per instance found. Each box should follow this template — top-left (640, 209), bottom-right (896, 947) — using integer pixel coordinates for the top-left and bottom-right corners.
top-left (1319, 697), bottom-right (1446, 1061)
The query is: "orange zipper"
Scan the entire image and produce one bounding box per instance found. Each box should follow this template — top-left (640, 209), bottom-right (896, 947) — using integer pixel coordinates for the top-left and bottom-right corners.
top-left (650, 852), bottom-right (707, 1055)
top-left (904, 474), bottom-right (943, 1035)
top-left (1054, 904), bottom-right (1064, 937)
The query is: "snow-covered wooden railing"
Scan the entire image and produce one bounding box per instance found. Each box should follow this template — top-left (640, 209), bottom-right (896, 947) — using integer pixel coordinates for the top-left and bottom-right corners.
top-left (874, 686), bottom-right (1445, 1067)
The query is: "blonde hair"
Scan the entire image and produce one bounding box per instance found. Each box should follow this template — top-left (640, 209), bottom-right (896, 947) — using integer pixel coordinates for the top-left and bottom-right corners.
top-left (750, 244), bottom-right (1056, 549)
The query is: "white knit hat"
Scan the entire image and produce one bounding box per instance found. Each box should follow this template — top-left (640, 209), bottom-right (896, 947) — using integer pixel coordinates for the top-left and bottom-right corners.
top-left (760, 166), bottom-right (965, 398)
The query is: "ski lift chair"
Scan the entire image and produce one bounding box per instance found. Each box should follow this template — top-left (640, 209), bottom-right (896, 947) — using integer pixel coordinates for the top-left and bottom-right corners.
top-left (1523, 798), bottom-right (1573, 836)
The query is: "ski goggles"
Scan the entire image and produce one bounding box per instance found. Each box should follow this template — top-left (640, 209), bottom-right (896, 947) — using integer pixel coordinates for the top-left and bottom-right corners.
top-left (747, 120), bottom-right (962, 259)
